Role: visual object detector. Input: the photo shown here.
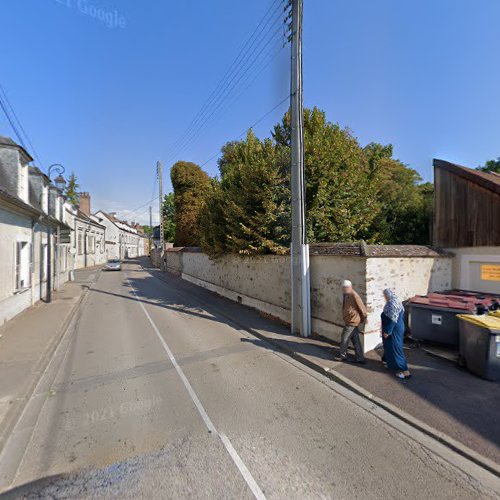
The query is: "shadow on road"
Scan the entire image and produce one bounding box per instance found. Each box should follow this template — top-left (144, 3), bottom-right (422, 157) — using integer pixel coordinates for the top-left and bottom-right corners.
top-left (123, 258), bottom-right (500, 464)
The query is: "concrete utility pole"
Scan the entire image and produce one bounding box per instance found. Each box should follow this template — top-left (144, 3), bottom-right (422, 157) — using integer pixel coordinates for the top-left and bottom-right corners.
top-left (290, 0), bottom-right (311, 337)
top-left (149, 205), bottom-right (153, 254)
top-left (157, 161), bottom-right (165, 271)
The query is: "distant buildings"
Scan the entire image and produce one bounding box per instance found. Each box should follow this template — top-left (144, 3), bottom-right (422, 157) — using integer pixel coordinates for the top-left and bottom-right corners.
top-left (93, 210), bottom-right (148, 260)
top-left (0, 135), bottom-right (147, 326)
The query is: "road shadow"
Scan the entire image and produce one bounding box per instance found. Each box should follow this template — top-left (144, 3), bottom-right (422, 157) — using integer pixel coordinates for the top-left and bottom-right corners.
top-left (127, 258), bottom-right (500, 464)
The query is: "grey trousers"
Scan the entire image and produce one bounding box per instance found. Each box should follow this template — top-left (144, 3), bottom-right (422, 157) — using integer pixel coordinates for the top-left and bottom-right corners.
top-left (339, 326), bottom-right (365, 361)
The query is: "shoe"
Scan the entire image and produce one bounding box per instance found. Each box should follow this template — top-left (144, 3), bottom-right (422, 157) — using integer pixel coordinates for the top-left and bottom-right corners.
top-left (354, 359), bottom-right (366, 364)
top-left (334, 356), bottom-right (348, 362)
top-left (404, 372), bottom-right (412, 379)
top-left (395, 372), bottom-right (405, 379)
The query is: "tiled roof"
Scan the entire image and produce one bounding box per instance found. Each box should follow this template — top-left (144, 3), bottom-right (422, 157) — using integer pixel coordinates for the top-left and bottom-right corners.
top-left (0, 135), bottom-right (33, 161)
top-left (97, 210), bottom-right (140, 234)
top-left (309, 243), bottom-right (450, 257)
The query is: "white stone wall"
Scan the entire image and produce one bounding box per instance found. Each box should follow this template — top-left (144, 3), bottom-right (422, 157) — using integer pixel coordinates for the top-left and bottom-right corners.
top-left (446, 246), bottom-right (500, 293)
top-left (310, 256), bottom-right (366, 343)
top-left (0, 207), bottom-right (33, 326)
top-left (364, 257), bottom-right (452, 351)
top-left (181, 252), bottom-right (291, 326)
top-left (167, 250), bottom-right (453, 353)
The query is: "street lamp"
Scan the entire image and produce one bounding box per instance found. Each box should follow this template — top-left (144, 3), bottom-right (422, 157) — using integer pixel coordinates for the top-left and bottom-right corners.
top-left (47, 163), bottom-right (66, 303)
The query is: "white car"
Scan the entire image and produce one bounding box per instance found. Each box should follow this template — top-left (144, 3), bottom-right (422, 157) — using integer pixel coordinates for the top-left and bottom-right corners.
top-left (105, 259), bottom-right (122, 271)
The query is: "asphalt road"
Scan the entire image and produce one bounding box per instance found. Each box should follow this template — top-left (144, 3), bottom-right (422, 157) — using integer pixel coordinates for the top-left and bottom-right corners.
top-left (0, 260), bottom-right (498, 499)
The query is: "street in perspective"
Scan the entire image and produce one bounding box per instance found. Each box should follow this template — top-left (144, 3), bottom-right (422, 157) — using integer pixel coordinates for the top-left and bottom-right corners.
top-left (0, 0), bottom-right (499, 498)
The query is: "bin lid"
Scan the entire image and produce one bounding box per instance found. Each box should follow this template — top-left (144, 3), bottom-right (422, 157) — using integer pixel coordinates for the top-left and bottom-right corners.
top-left (457, 314), bottom-right (500, 330)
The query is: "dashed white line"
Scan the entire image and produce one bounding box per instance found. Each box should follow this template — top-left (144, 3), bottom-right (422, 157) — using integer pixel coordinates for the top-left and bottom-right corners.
top-left (126, 277), bottom-right (266, 500)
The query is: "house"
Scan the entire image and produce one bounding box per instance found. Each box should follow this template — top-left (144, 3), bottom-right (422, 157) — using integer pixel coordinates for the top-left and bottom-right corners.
top-left (93, 210), bottom-right (147, 260)
top-left (433, 159), bottom-right (500, 293)
top-left (0, 136), bottom-right (70, 325)
top-left (73, 193), bottom-right (106, 269)
top-left (28, 166), bottom-right (73, 298)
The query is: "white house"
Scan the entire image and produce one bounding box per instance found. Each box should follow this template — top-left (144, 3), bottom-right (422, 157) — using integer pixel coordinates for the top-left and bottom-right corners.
top-left (71, 193), bottom-right (106, 269)
top-left (93, 210), bottom-right (147, 260)
top-left (0, 136), bottom-right (109, 326)
top-left (0, 136), bottom-right (70, 325)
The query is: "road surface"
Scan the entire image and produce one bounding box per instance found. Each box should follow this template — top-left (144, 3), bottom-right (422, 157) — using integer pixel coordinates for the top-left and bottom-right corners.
top-left (0, 260), bottom-right (498, 499)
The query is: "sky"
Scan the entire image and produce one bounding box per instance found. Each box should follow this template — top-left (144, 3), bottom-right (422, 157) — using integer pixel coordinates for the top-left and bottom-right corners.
top-left (2, 0), bottom-right (500, 225)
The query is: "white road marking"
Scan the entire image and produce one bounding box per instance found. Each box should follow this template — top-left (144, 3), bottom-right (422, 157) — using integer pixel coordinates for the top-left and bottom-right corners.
top-left (127, 277), bottom-right (266, 500)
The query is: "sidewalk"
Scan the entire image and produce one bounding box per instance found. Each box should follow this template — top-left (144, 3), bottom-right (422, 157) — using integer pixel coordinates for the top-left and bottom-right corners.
top-left (0, 267), bottom-right (100, 453)
top-left (140, 259), bottom-right (500, 474)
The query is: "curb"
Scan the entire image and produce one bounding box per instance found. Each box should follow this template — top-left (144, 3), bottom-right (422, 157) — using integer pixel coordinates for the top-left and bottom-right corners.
top-left (147, 264), bottom-right (500, 479)
top-left (0, 270), bottom-right (101, 457)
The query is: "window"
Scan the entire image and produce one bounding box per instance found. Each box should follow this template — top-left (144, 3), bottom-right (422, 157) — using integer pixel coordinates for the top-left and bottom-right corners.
top-left (15, 241), bottom-right (32, 291)
top-left (77, 231), bottom-right (83, 255)
top-left (61, 247), bottom-right (67, 273)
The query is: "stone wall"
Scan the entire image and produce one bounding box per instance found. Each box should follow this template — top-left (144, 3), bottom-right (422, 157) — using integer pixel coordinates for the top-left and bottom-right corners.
top-left (364, 257), bottom-right (452, 351)
top-left (163, 246), bottom-right (453, 352)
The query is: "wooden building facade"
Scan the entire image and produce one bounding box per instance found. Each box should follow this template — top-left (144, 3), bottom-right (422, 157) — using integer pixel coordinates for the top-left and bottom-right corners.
top-left (433, 159), bottom-right (500, 248)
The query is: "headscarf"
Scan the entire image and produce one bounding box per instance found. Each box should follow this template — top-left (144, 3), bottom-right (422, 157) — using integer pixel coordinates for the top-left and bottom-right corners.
top-left (383, 288), bottom-right (404, 323)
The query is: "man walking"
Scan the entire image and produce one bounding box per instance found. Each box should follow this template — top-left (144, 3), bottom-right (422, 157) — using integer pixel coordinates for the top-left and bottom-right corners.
top-left (336, 280), bottom-right (367, 363)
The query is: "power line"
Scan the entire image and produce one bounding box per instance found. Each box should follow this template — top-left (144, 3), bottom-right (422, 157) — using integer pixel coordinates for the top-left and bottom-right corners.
top-left (166, 0), bottom-right (285, 157)
top-left (129, 195), bottom-right (159, 214)
top-left (0, 93), bottom-right (27, 151)
top-left (169, 27), bottom-right (287, 164)
top-left (165, 0), bottom-right (291, 164)
top-left (0, 83), bottom-right (45, 171)
top-left (168, 18), bottom-right (286, 162)
top-left (201, 94), bottom-right (291, 168)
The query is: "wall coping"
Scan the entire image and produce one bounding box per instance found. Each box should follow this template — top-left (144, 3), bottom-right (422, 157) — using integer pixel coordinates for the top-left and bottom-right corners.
top-left (167, 244), bottom-right (452, 258)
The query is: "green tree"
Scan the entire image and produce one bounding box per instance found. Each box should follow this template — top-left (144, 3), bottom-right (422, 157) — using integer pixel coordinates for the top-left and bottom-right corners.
top-left (171, 161), bottom-right (210, 246)
top-left (64, 172), bottom-right (80, 205)
top-left (362, 144), bottom-right (432, 244)
top-left (162, 192), bottom-right (176, 242)
top-left (200, 130), bottom-right (290, 256)
top-left (478, 158), bottom-right (500, 173)
top-left (274, 107), bottom-right (381, 243)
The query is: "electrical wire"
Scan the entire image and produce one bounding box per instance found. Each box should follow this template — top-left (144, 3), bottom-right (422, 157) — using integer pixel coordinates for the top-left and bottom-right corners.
top-left (165, 0), bottom-right (291, 164)
top-left (166, 0), bottom-right (285, 157)
top-left (0, 83), bottom-right (45, 170)
top-left (200, 94), bottom-right (291, 168)
top-left (169, 27), bottom-right (287, 164)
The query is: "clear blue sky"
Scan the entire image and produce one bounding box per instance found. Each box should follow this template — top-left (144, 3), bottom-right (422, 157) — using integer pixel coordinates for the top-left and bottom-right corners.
top-left (2, 0), bottom-right (500, 224)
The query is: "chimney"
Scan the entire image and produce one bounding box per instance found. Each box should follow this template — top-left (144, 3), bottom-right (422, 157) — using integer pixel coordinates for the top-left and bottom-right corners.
top-left (79, 192), bottom-right (91, 216)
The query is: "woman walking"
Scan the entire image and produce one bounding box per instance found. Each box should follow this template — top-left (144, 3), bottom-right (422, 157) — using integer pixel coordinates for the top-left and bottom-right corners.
top-left (381, 289), bottom-right (411, 379)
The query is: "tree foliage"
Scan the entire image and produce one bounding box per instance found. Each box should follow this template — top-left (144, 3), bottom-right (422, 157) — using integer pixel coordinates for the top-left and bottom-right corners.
top-left (64, 172), bottom-right (80, 205)
top-left (478, 157), bottom-right (500, 173)
top-left (274, 108), bottom-right (380, 243)
top-left (362, 144), bottom-right (432, 244)
top-left (170, 161), bottom-right (210, 246)
top-left (162, 192), bottom-right (176, 242)
top-left (174, 107), bottom-right (433, 255)
top-left (199, 130), bottom-right (290, 255)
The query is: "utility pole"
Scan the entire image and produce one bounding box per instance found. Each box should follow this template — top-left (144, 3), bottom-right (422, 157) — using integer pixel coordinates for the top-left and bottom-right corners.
top-left (290, 0), bottom-right (310, 337)
top-left (157, 161), bottom-right (165, 271)
top-left (149, 205), bottom-right (153, 255)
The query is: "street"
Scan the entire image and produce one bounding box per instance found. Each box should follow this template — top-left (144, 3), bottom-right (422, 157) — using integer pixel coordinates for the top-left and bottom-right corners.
top-left (0, 260), bottom-right (498, 499)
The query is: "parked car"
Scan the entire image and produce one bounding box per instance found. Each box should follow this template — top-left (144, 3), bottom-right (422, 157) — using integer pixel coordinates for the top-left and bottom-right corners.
top-left (105, 259), bottom-right (122, 271)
